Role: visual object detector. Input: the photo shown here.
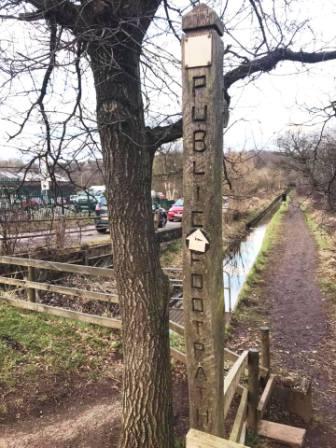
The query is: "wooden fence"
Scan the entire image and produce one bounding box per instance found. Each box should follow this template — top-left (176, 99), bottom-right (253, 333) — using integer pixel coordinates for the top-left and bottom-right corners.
top-left (0, 255), bottom-right (306, 447)
top-left (0, 255), bottom-right (182, 332)
top-left (171, 322), bottom-right (305, 447)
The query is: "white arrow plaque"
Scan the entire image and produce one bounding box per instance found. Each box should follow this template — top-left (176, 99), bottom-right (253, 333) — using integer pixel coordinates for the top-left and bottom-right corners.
top-left (186, 229), bottom-right (209, 253)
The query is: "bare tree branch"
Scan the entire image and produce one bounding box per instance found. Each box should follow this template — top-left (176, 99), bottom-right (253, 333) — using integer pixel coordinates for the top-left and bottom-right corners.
top-left (224, 47), bottom-right (336, 89)
top-left (147, 117), bottom-right (182, 149)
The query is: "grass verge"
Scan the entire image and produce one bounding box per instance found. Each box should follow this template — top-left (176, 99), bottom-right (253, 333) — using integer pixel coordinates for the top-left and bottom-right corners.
top-left (301, 204), bottom-right (329, 250)
top-left (0, 303), bottom-right (122, 420)
top-left (160, 240), bottom-right (182, 267)
top-left (230, 200), bottom-right (289, 327)
top-left (0, 303), bottom-right (121, 387)
top-left (301, 202), bottom-right (336, 302)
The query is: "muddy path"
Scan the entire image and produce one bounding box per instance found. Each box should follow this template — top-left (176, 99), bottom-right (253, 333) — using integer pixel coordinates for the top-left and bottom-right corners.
top-left (0, 376), bottom-right (188, 447)
top-left (264, 202), bottom-right (336, 447)
top-left (229, 201), bottom-right (336, 447)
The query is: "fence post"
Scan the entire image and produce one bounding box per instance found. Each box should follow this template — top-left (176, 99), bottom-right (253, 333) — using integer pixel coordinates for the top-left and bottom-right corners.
top-left (248, 348), bottom-right (259, 433)
top-left (61, 193), bottom-right (65, 215)
top-left (83, 249), bottom-right (89, 266)
top-left (260, 326), bottom-right (270, 374)
top-left (27, 265), bottom-right (36, 303)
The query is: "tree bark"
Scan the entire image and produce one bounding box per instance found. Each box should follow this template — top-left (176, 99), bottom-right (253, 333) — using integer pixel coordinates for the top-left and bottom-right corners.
top-left (89, 39), bottom-right (174, 448)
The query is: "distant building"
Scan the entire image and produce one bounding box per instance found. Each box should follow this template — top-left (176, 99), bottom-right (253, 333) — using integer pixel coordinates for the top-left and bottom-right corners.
top-left (0, 167), bottom-right (75, 198)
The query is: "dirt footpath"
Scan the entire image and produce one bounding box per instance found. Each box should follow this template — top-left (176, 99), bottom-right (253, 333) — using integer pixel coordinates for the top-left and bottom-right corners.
top-left (262, 203), bottom-right (336, 447)
top-left (0, 376), bottom-right (188, 447)
top-left (0, 393), bottom-right (122, 448)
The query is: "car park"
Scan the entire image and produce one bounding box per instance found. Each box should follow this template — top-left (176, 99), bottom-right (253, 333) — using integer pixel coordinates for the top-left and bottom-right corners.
top-left (95, 197), bottom-right (167, 233)
top-left (167, 198), bottom-right (184, 221)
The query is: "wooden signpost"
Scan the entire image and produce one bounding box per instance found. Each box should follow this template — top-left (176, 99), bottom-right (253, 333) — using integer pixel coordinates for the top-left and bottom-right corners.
top-left (182, 4), bottom-right (225, 438)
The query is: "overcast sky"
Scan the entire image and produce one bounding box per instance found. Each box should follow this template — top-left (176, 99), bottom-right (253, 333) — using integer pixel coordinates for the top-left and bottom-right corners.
top-left (225, 58), bottom-right (336, 151)
top-left (224, 0), bottom-right (336, 150)
top-left (1, 1), bottom-right (336, 160)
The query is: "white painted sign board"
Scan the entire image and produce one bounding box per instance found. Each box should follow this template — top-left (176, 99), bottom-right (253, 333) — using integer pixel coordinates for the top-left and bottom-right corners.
top-left (184, 34), bottom-right (212, 68)
top-left (186, 229), bottom-right (209, 253)
top-left (41, 180), bottom-right (50, 191)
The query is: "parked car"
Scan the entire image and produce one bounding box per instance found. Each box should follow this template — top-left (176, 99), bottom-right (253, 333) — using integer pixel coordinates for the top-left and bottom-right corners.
top-left (152, 202), bottom-right (168, 229)
top-left (21, 198), bottom-right (40, 211)
top-left (69, 194), bottom-right (79, 204)
top-left (73, 191), bottom-right (98, 212)
top-left (168, 198), bottom-right (184, 221)
top-left (95, 195), bottom-right (109, 233)
top-left (95, 197), bottom-right (167, 233)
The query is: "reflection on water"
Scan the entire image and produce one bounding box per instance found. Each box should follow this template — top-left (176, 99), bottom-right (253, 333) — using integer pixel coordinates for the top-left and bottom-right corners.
top-left (223, 224), bottom-right (267, 312)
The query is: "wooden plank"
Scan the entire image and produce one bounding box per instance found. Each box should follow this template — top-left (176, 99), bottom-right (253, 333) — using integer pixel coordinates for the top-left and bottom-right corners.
top-left (225, 348), bottom-right (241, 363)
top-left (224, 351), bottom-right (248, 420)
top-left (0, 255), bottom-right (113, 278)
top-left (187, 429), bottom-right (248, 448)
top-left (230, 387), bottom-right (248, 443)
top-left (27, 265), bottom-right (36, 303)
top-left (239, 422), bottom-right (247, 445)
top-left (169, 320), bottom-right (184, 336)
top-left (0, 276), bottom-right (119, 303)
top-left (258, 420), bottom-right (306, 448)
top-left (257, 374), bottom-right (276, 419)
top-left (169, 347), bottom-right (247, 378)
top-left (0, 295), bottom-right (122, 329)
top-left (170, 347), bottom-right (186, 364)
top-left (260, 326), bottom-right (271, 372)
top-left (247, 349), bottom-right (259, 432)
top-left (225, 348), bottom-right (268, 378)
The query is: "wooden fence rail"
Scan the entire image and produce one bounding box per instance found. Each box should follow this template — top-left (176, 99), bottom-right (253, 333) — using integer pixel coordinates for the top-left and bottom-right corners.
top-left (0, 255), bottom-right (114, 278)
top-left (0, 255), bottom-right (182, 281)
top-left (0, 275), bottom-right (119, 303)
top-left (223, 351), bottom-right (248, 420)
top-left (0, 294), bottom-right (122, 329)
top-left (187, 429), bottom-right (248, 448)
top-left (0, 256), bottom-right (306, 447)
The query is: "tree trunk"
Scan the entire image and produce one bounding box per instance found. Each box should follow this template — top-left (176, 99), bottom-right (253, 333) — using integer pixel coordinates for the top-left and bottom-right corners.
top-left (89, 41), bottom-right (174, 448)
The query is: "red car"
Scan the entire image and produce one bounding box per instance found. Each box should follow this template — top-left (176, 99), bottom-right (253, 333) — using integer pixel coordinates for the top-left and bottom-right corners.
top-left (168, 199), bottom-right (184, 222)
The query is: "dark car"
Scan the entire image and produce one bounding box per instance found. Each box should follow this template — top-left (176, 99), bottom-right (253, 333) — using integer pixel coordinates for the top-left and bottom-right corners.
top-left (95, 195), bottom-right (109, 233)
top-left (95, 197), bottom-right (167, 233)
top-left (152, 202), bottom-right (168, 229)
top-left (167, 198), bottom-right (184, 221)
top-left (74, 191), bottom-right (98, 212)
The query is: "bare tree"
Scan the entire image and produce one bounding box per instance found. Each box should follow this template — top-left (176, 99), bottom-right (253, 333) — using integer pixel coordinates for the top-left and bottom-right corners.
top-left (152, 143), bottom-right (183, 199)
top-left (279, 130), bottom-right (336, 209)
top-left (2, 1), bottom-right (336, 447)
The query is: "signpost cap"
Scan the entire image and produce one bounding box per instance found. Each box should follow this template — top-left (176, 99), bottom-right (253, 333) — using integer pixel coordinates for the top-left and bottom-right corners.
top-left (182, 4), bottom-right (224, 36)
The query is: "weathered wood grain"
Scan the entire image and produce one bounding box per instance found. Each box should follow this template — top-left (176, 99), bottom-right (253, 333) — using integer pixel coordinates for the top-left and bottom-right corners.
top-left (229, 387), bottom-right (248, 443)
top-left (247, 349), bottom-right (260, 432)
top-left (0, 275), bottom-right (118, 303)
top-left (257, 374), bottom-right (276, 419)
top-left (182, 4), bottom-right (225, 436)
top-left (223, 351), bottom-right (248, 420)
top-left (0, 255), bottom-right (113, 278)
top-left (186, 429), bottom-right (248, 448)
top-left (258, 420), bottom-right (306, 447)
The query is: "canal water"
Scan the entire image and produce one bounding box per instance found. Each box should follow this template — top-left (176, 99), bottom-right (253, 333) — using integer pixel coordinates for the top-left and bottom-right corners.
top-left (223, 223), bottom-right (267, 313)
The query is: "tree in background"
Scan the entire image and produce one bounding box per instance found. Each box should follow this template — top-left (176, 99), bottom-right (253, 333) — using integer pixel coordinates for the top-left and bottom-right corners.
top-left (279, 131), bottom-right (336, 210)
top-left (2, 1), bottom-right (336, 446)
top-left (152, 143), bottom-right (183, 199)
